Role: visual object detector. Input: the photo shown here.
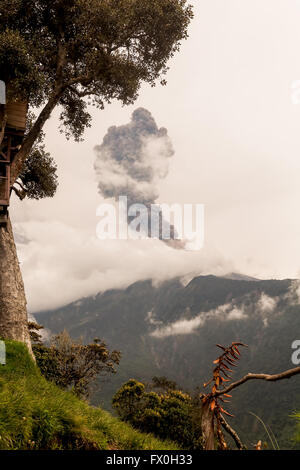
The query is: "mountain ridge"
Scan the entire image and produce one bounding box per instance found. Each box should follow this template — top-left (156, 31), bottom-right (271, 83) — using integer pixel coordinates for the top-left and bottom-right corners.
top-left (35, 274), bottom-right (300, 449)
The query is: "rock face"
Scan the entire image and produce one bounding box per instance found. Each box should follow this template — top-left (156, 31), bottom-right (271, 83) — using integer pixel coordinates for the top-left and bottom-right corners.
top-left (36, 275), bottom-right (300, 449)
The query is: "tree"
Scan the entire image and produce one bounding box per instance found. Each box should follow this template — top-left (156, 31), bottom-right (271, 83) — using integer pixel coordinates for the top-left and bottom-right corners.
top-left (0, 0), bottom-right (193, 349)
top-left (150, 376), bottom-right (178, 392)
top-left (200, 342), bottom-right (300, 450)
top-left (112, 378), bottom-right (203, 449)
top-left (33, 330), bottom-right (121, 398)
top-left (13, 114), bottom-right (58, 201)
top-left (28, 320), bottom-right (45, 344)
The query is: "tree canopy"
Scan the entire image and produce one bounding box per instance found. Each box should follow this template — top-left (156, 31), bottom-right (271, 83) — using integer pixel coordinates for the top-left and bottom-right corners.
top-left (0, 0), bottom-right (193, 191)
top-left (13, 114), bottom-right (58, 200)
top-left (112, 378), bottom-right (203, 449)
top-left (33, 330), bottom-right (121, 398)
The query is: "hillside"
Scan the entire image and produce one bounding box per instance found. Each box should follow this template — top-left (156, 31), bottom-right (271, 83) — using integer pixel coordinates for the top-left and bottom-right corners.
top-left (0, 340), bottom-right (178, 450)
top-left (36, 275), bottom-right (300, 449)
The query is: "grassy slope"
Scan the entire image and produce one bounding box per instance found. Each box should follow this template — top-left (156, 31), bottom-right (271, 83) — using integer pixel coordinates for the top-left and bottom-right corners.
top-left (0, 340), bottom-right (178, 450)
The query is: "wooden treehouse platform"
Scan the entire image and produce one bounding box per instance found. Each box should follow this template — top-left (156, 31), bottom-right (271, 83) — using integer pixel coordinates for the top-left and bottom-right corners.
top-left (0, 93), bottom-right (28, 226)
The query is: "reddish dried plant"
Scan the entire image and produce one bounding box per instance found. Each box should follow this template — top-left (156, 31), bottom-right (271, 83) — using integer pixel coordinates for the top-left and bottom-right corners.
top-left (202, 342), bottom-right (247, 449)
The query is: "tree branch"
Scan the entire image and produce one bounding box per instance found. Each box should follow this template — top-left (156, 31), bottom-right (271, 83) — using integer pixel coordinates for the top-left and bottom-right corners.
top-left (10, 42), bottom-right (68, 185)
top-left (55, 41), bottom-right (67, 84)
top-left (215, 366), bottom-right (300, 397)
top-left (10, 90), bottom-right (63, 185)
top-left (219, 414), bottom-right (245, 450)
top-left (12, 185), bottom-right (27, 201)
top-left (69, 85), bottom-right (95, 98)
top-left (15, 180), bottom-right (27, 192)
top-left (65, 73), bottom-right (94, 87)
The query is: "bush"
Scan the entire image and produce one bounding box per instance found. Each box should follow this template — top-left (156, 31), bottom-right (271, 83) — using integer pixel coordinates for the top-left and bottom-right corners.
top-left (112, 378), bottom-right (203, 449)
top-left (33, 330), bottom-right (121, 398)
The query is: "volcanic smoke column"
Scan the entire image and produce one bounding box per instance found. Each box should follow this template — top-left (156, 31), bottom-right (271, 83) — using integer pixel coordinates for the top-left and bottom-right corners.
top-left (94, 108), bottom-right (181, 245)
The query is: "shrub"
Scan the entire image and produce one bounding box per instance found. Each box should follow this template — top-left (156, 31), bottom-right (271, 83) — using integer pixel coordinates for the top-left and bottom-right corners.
top-left (112, 378), bottom-right (202, 449)
top-left (33, 330), bottom-right (121, 398)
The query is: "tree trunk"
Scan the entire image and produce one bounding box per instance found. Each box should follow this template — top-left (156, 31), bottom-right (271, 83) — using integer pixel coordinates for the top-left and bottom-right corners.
top-left (201, 401), bottom-right (215, 450)
top-left (0, 216), bottom-right (33, 356)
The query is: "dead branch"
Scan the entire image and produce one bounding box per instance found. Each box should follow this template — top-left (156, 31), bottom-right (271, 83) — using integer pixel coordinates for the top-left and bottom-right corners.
top-left (219, 414), bottom-right (245, 450)
top-left (202, 342), bottom-right (300, 450)
top-left (215, 365), bottom-right (300, 397)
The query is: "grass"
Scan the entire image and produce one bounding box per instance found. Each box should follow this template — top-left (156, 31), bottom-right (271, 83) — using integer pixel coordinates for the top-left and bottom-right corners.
top-left (0, 340), bottom-right (179, 450)
top-left (249, 412), bottom-right (280, 450)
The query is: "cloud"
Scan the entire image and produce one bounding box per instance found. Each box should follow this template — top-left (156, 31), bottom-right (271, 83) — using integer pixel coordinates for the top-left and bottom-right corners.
top-left (256, 293), bottom-right (279, 327)
top-left (146, 310), bottom-right (163, 326)
top-left (285, 280), bottom-right (300, 305)
top-left (227, 307), bottom-right (246, 320)
top-left (150, 289), bottom-right (288, 338)
top-left (257, 293), bottom-right (278, 313)
top-left (16, 218), bottom-right (233, 313)
top-left (150, 302), bottom-right (247, 338)
top-left (10, 1), bottom-right (300, 313)
top-left (150, 315), bottom-right (206, 338)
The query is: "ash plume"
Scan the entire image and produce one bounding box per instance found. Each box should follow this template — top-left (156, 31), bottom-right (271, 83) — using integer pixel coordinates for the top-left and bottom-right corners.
top-left (94, 108), bottom-right (182, 246)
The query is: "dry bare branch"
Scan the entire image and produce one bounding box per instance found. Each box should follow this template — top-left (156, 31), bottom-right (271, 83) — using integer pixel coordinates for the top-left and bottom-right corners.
top-left (215, 366), bottom-right (300, 397)
top-left (219, 414), bottom-right (245, 450)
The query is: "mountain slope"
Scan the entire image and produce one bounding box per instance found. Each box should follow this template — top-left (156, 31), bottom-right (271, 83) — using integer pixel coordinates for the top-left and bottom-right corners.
top-left (0, 340), bottom-right (178, 450)
top-left (36, 275), bottom-right (300, 449)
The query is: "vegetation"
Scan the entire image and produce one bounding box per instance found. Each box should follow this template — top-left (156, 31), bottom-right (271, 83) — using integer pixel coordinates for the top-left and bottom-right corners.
top-left (201, 342), bottom-right (248, 450)
top-left (36, 276), bottom-right (300, 449)
top-left (112, 340), bottom-right (300, 451)
top-left (0, 0), bottom-right (193, 350)
top-left (32, 329), bottom-right (120, 398)
top-left (112, 377), bottom-right (202, 449)
top-left (15, 116), bottom-right (58, 201)
top-left (200, 342), bottom-right (300, 450)
top-left (0, 0), bottom-right (193, 192)
top-left (294, 413), bottom-right (300, 445)
top-left (0, 340), bottom-right (178, 450)
top-left (2, 331), bottom-right (300, 451)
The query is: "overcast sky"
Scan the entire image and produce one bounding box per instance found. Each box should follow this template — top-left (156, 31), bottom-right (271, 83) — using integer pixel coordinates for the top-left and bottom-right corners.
top-left (10, 0), bottom-right (300, 312)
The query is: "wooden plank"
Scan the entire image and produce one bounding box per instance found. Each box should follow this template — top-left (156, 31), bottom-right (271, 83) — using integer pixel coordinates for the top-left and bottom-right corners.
top-left (7, 111), bottom-right (27, 118)
top-left (7, 116), bottom-right (26, 123)
top-left (7, 121), bottom-right (26, 126)
top-left (7, 114), bottom-right (26, 121)
top-left (0, 213), bottom-right (8, 225)
top-left (7, 120), bottom-right (25, 126)
top-left (6, 101), bottom-right (28, 130)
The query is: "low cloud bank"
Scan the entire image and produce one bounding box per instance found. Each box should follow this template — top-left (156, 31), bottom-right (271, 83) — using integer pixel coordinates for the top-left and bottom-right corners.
top-left (150, 288), bottom-right (300, 338)
top-left (16, 219), bottom-right (233, 312)
top-left (150, 302), bottom-right (248, 338)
